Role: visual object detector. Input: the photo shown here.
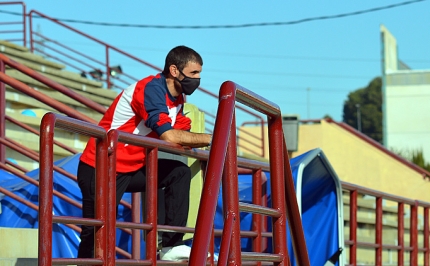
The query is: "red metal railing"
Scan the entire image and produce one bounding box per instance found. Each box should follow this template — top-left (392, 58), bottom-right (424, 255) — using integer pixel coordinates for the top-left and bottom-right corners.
top-left (190, 81), bottom-right (310, 265)
top-left (342, 181), bottom-right (430, 266)
top-left (0, 53), bottom-right (135, 258)
top-left (37, 81), bottom-right (310, 265)
top-left (0, 56), bottom-right (5, 164)
top-left (38, 113), bottom-right (214, 265)
top-left (0, 2), bottom-right (26, 46)
top-left (0, 2), bottom-right (266, 156)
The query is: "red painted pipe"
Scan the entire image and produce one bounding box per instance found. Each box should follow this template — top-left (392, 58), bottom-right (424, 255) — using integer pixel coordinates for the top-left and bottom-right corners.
top-left (145, 146), bottom-right (159, 263)
top-left (253, 169), bottom-right (263, 266)
top-left (0, 53), bottom-right (106, 117)
top-left (375, 197), bottom-right (383, 265)
top-left (349, 190), bottom-right (358, 265)
top-left (189, 82), bottom-right (235, 266)
top-left (38, 113), bottom-right (55, 266)
top-left (6, 115), bottom-right (78, 154)
top-left (424, 207), bottom-right (429, 266)
top-left (269, 116), bottom-right (289, 265)
top-left (0, 70), bottom-right (97, 123)
top-left (222, 114), bottom-right (242, 265)
top-left (94, 137), bottom-right (109, 262)
top-left (0, 59), bottom-right (5, 164)
top-left (217, 212), bottom-right (235, 265)
top-left (107, 129), bottom-right (119, 265)
top-left (410, 203), bottom-right (418, 265)
top-left (398, 202), bottom-right (404, 265)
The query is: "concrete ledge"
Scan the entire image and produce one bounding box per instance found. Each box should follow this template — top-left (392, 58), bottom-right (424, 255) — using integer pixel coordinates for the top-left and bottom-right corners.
top-left (6, 89), bottom-right (104, 122)
top-left (5, 56), bottom-right (103, 88)
top-left (0, 42), bottom-right (64, 70)
top-left (0, 39), bottom-right (29, 52)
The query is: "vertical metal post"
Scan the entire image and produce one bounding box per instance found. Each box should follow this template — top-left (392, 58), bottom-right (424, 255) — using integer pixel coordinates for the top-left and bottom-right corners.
top-left (260, 119), bottom-right (265, 158)
top-left (106, 47), bottom-right (110, 89)
top-left (145, 147), bottom-right (158, 263)
top-left (0, 59), bottom-right (5, 164)
top-left (424, 207), bottom-right (429, 266)
top-left (22, 3), bottom-right (27, 47)
top-left (201, 161), bottom-right (216, 266)
top-left (132, 192), bottom-right (141, 259)
top-left (38, 113), bottom-right (55, 266)
top-left (107, 130), bottom-right (119, 265)
top-left (350, 190), bottom-right (358, 265)
top-left (29, 11), bottom-right (34, 53)
top-left (268, 115), bottom-right (289, 265)
top-left (252, 169), bottom-right (263, 264)
top-left (375, 197), bottom-right (383, 265)
top-left (221, 113), bottom-right (241, 265)
top-left (410, 203), bottom-right (418, 265)
top-left (94, 136), bottom-right (109, 262)
top-left (190, 81), bottom-right (235, 266)
top-left (261, 172), bottom-right (268, 252)
top-left (217, 212), bottom-right (235, 266)
top-left (397, 202), bottom-right (404, 265)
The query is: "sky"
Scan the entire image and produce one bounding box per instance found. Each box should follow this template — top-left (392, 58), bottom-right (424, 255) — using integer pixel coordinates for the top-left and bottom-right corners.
top-left (1, 0), bottom-right (429, 126)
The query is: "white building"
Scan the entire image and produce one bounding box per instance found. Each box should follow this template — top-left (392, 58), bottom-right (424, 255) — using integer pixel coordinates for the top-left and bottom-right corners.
top-left (381, 25), bottom-right (430, 159)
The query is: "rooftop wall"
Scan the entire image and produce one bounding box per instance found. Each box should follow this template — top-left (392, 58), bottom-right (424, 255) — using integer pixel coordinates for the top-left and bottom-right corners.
top-left (238, 120), bottom-right (430, 203)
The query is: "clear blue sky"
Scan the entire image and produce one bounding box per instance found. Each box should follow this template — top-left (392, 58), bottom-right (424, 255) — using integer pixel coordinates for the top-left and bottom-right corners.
top-left (1, 0), bottom-right (429, 125)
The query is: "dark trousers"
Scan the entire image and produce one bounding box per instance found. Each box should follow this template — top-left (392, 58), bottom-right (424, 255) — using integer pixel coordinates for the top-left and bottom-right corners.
top-left (77, 159), bottom-right (191, 258)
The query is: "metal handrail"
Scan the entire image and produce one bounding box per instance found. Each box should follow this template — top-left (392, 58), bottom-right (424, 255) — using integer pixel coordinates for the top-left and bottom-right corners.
top-left (0, 1), bottom-right (26, 46)
top-left (342, 181), bottom-right (430, 265)
top-left (0, 3), bottom-right (266, 156)
top-left (190, 81), bottom-right (310, 265)
top-left (6, 115), bottom-right (78, 154)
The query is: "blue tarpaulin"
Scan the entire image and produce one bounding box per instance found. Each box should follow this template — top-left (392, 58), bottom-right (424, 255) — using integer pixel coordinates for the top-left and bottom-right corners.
top-left (214, 148), bottom-right (344, 265)
top-left (0, 153), bottom-right (141, 258)
top-left (0, 148), bottom-right (343, 264)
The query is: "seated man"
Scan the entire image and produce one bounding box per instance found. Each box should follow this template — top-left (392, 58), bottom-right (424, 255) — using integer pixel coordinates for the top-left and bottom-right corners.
top-left (77, 45), bottom-right (212, 261)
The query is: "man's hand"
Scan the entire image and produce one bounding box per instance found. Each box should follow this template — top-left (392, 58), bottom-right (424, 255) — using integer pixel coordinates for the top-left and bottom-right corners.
top-left (160, 129), bottom-right (211, 148)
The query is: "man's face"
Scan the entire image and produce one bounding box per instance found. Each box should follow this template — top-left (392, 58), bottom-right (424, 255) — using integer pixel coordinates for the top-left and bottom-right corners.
top-left (172, 61), bottom-right (202, 95)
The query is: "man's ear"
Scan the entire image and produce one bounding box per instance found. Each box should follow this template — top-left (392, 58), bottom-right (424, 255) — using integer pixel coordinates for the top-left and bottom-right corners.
top-left (169, 65), bottom-right (179, 78)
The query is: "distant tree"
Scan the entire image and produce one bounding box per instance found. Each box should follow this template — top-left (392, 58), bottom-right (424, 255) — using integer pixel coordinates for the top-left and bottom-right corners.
top-left (343, 77), bottom-right (382, 143)
top-left (393, 148), bottom-right (430, 172)
top-left (412, 149), bottom-right (430, 172)
top-left (323, 114), bottom-right (332, 119)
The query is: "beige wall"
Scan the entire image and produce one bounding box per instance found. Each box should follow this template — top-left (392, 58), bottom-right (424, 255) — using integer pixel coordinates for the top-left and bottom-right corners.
top-left (238, 120), bottom-right (430, 203)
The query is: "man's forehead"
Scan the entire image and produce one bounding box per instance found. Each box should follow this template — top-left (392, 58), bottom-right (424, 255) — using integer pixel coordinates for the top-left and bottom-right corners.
top-left (184, 61), bottom-right (202, 71)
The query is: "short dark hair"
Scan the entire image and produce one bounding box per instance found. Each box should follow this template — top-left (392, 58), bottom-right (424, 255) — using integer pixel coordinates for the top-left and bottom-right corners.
top-left (163, 45), bottom-right (203, 74)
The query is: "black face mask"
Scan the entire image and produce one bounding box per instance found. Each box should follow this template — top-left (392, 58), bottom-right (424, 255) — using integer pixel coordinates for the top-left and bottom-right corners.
top-left (176, 69), bottom-right (200, 95)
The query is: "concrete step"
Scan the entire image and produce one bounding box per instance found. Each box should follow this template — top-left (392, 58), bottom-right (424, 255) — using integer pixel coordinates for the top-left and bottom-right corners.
top-left (0, 39), bottom-right (29, 52)
top-left (5, 71), bottom-right (115, 108)
top-left (6, 55), bottom-right (103, 88)
top-left (1, 39), bottom-right (118, 107)
top-left (4, 110), bottom-right (89, 171)
top-left (5, 87), bottom-right (104, 122)
top-left (0, 40), bottom-right (64, 70)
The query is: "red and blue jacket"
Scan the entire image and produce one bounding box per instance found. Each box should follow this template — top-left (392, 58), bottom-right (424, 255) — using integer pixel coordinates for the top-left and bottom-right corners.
top-left (80, 73), bottom-right (191, 173)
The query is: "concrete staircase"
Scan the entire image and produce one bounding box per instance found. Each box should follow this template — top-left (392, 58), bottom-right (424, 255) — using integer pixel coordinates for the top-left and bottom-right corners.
top-left (1, 39), bottom-right (118, 170)
top-left (0, 39), bottom-right (208, 263)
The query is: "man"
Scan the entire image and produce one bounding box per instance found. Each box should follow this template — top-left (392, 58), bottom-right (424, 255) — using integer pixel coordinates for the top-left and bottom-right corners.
top-left (77, 45), bottom-right (212, 261)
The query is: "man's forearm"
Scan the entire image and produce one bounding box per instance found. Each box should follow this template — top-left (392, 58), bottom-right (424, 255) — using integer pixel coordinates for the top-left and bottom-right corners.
top-left (160, 129), bottom-right (211, 148)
